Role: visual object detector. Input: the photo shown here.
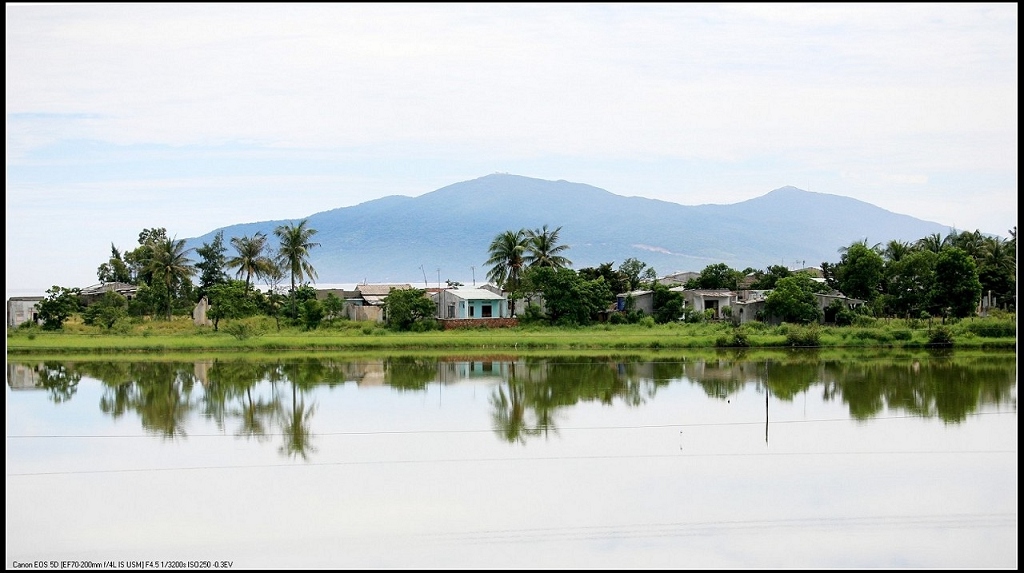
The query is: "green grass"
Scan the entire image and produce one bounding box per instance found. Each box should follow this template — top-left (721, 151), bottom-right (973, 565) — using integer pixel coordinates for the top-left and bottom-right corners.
top-left (6, 314), bottom-right (1016, 355)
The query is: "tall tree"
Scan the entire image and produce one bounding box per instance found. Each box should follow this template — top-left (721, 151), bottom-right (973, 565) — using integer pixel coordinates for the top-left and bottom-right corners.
top-left (525, 224), bottom-right (572, 269)
top-left (618, 258), bottom-right (652, 292)
top-left (228, 232), bottom-right (276, 292)
top-left (930, 246), bottom-right (983, 319)
top-left (97, 243), bottom-right (134, 284)
top-left (146, 236), bottom-right (197, 320)
top-left (125, 227), bottom-right (169, 288)
top-left (274, 220), bottom-right (320, 316)
top-left (978, 235), bottom-right (1016, 311)
top-left (834, 241), bottom-right (884, 302)
top-left (690, 263), bottom-right (742, 290)
top-left (578, 262), bottom-right (628, 296)
top-left (485, 229), bottom-right (529, 317)
top-left (195, 230), bottom-right (229, 297)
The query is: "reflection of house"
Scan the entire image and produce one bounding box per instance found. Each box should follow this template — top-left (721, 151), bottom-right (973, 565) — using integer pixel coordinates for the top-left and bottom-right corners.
top-left (7, 363), bottom-right (42, 389)
top-left (7, 296), bottom-right (43, 327)
top-left (78, 282), bottom-right (138, 305)
top-left (437, 360), bottom-right (510, 384)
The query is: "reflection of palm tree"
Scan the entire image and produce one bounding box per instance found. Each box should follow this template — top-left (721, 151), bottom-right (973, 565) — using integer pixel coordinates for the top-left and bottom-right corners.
top-left (277, 381), bottom-right (318, 460)
top-left (237, 386), bottom-right (276, 442)
top-left (490, 383), bottom-right (533, 444)
top-left (490, 362), bottom-right (542, 444)
top-left (135, 369), bottom-right (197, 439)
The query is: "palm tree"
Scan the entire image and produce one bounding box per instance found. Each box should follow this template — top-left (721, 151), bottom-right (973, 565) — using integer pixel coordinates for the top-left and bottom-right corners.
top-left (227, 232), bottom-right (276, 291)
top-left (485, 229), bottom-right (529, 316)
top-left (274, 219), bottom-right (320, 315)
top-left (881, 240), bottom-right (913, 263)
top-left (525, 224), bottom-right (572, 269)
top-left (146, 236), bottom-right (196, 320)
top-left (915, 233), bottom-right (944, 254)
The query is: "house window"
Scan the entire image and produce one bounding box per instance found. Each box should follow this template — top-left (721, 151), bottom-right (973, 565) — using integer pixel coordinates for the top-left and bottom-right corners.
top-left (469, 306), bottom-right (475, 318)
top-left (481, 304), bottom-right (492, 318)
top-left (447, 304), bottom-right (456, 318)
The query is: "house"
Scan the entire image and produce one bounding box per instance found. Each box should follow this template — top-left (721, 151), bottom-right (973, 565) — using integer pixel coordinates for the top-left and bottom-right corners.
top-left (615, 290), bottom-right (654, 316)
top-left (315, 284), bottom-right (414, 322)
top-left (672, 288), bottom-right (736, 320)
top-left (433, 286), bottom-right (518, 329)
top-left (7, 296), bottom-right (44, 327)
top-left (657, 271), bottom-right (700, 287)
top-left (78, 282), bottom-right (138, 306)
top-left (435, 286), bottom-right (509, 320)
top-left (730, 291), bottom-right (865, 325)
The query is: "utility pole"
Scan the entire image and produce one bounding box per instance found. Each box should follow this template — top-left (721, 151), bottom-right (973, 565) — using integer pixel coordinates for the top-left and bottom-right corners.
top-left (471, 266), bottom-right (475, 286)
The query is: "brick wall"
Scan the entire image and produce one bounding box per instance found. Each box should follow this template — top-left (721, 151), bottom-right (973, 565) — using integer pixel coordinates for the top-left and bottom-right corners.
top-left (440, 318), bottom-right (519, 330)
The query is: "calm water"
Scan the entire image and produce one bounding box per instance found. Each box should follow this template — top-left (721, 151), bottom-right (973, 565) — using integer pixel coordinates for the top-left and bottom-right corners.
top-left (6, 350), bottom-right (1017, 569)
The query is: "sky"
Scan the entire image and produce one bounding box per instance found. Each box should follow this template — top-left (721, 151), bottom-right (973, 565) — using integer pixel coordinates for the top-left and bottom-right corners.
top-left (6, 3), bottom-right (1018, 297)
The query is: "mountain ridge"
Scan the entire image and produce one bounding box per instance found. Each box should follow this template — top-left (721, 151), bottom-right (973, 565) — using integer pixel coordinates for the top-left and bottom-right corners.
top-left (185, 174), bottom-right (955, 285)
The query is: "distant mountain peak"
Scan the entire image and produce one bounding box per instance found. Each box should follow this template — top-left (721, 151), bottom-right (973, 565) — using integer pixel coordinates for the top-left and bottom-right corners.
top-left (186, 174), bottom-right (953, 284)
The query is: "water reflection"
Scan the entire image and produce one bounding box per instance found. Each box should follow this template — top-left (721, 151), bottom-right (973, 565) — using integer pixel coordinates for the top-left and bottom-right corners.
top-left (7, 350), bottom-right (1017, 457)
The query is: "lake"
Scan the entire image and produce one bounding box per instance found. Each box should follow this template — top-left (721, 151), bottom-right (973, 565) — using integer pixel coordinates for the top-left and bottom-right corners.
top-left (5, 349), bottom-right (1017, 569)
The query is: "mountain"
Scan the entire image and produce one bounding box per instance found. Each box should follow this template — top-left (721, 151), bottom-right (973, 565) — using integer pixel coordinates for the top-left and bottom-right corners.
top-left (185, 174), bottom-right (953, 285)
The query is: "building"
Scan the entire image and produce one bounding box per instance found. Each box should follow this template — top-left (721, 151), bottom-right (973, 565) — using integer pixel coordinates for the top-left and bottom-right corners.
top-left (7, 296), bottom-right (43, 328)
top-left (435, 286), bottom-right (509, 320)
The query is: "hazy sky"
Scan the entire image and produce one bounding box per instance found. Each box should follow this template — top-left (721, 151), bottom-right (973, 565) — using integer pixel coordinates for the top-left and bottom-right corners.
top-left (6, 3), bottom-right (1018, 296)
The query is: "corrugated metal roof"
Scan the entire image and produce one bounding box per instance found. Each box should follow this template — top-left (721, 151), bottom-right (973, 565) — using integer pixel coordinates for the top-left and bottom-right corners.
top-left (356, 284), bottom-right (413, 296)
top-left (444, 287), bottom-right (506, 300)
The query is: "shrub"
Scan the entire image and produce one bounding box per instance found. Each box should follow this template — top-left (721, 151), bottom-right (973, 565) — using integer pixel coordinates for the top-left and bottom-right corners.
top-left (223, 320), bottom-right (267, 341)
top-left (638, 316), bottom-right (656, 328)
top-left (852, 315), bottom-right (878, 327)
top-left (409, 319), bottom-right (440, 332)
top-left (928, 325), bottom-right (954, 346)
top-left (890, 329), bottom-right (913, 341)
top-left (785, 325), bottom-right (821, 347)
top-left (956, 317), bottom-right (1016, 338)
top-left (715, 331), bottom-right (750, 348)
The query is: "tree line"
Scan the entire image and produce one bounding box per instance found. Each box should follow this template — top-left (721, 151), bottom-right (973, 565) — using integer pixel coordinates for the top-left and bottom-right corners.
top-left (30, 219), bottom-right (1015, 331)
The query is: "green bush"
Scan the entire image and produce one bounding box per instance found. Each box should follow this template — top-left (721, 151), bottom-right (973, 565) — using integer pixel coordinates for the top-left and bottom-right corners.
top-left (852, 315), bottom-right (878, 327)
top-left (785, 325), bottom-right (821, 347)
top-left (715, 331), bottom-right (750, 348)
top-left (639, 316), bottom-right (656, 328)
top-left (889, 329), bottom-right (913, 341)
top-left (928, 325), bottom-right (955, 346)
top-left (956, 317), bottom-right (1016, 338)
top-left (410, 319), bottom-right (440, 332)
top-left (223, 320), bottom-right (267, 341)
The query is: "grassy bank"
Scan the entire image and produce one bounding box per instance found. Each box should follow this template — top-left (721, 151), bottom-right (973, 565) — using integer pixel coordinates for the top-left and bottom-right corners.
top-left (5, 314), bottom-right (1016, 354)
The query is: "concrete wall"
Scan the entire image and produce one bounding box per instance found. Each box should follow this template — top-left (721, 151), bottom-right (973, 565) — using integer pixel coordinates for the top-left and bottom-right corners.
top-left (7, 297), bottom-right (43, 328)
